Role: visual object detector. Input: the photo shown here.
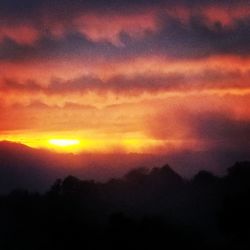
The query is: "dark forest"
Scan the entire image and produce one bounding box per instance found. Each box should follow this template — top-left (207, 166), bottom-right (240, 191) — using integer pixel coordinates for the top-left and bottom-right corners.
top-left (1, 161), bottom-right (250, 250)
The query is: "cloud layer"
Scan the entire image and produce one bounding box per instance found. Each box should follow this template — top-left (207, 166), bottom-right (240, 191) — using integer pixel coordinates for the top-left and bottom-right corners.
top-left (0, 0), bottom-right (249, 165)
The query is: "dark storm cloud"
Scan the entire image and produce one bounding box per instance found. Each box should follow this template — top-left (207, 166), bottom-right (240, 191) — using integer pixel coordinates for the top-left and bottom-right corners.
top-left (145, 108), bottom-right (250, 149)
top-left (193, 113), bottom-right (250, 147)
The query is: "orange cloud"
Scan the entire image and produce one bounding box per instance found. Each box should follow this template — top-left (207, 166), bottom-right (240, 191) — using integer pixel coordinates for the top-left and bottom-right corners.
top-left (73, 11), bottom-right (158, 45)
top-left (1, 54), bottom-right (250, 114)
top-left (0, 25), bottom-right (39, 45)
top-left (165, 4), bottom-right (250, 27)
top-left (202, 5), bottom-right (250, 27)
top-left (0, 10), bottom-right (159, 47)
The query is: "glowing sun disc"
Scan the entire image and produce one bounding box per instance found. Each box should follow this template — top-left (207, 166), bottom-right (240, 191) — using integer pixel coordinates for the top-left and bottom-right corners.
top-left (48, 139), bottom-right (80, 147)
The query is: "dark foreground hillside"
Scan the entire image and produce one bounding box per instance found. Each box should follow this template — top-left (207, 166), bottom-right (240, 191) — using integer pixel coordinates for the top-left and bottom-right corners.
top-left (1, 161), bottom-right (250, 250)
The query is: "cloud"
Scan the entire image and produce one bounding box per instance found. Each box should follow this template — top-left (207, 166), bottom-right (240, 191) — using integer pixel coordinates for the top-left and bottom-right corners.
top-left (1, 68), bottom-right (250, 97)
top-left (73, 12), bottom-right (158, 46)
top-left (0, 25), bottom-right (39, 45)
top-left (158, 16), bottom-right (250, 58)
top-left (0, 3), bottom-right (159, 46)
top-left (0, 33), bottom-right (109, 62)
top-left (149, 108), bottom-right (250, 153)
top-left (0, 1), bottom-right (250, 62)
top-left (191, 112), bottom-right (250, 149)
top-left (0, 0), bottom-right (249, 182)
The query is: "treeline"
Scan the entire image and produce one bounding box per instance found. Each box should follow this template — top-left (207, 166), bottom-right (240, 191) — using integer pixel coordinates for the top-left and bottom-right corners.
top-left (1, 161), bottom-right (250, 249)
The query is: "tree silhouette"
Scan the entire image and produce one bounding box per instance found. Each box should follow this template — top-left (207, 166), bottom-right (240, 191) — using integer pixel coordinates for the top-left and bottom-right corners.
top-left (0, 161), bottom-right (250, 249)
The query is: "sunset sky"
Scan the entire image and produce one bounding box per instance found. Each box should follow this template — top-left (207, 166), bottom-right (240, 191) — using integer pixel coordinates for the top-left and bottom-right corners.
top-left (1, 0), bottom-right (250, 155)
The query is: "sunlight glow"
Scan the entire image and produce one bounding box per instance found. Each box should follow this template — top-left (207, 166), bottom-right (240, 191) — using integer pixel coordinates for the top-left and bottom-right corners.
top-left (0, 132), bottom-right (173, 154)
top-left (48, 139), bottom-right (80, 147)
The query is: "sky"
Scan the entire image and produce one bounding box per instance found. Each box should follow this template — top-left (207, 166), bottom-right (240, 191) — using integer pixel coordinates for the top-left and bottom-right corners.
top-left (0, 0), bottom-right (250, 157)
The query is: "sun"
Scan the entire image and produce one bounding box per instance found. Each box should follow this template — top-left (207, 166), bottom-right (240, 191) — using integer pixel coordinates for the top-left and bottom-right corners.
top-left (48, 139), bottom-right (80, 148)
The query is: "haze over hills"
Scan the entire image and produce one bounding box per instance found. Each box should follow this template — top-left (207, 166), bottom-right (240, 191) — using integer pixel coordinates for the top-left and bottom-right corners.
top-left (0, 140), bottom-right (166, 193)
top-left (0, 140), bottom-right (249, 194)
